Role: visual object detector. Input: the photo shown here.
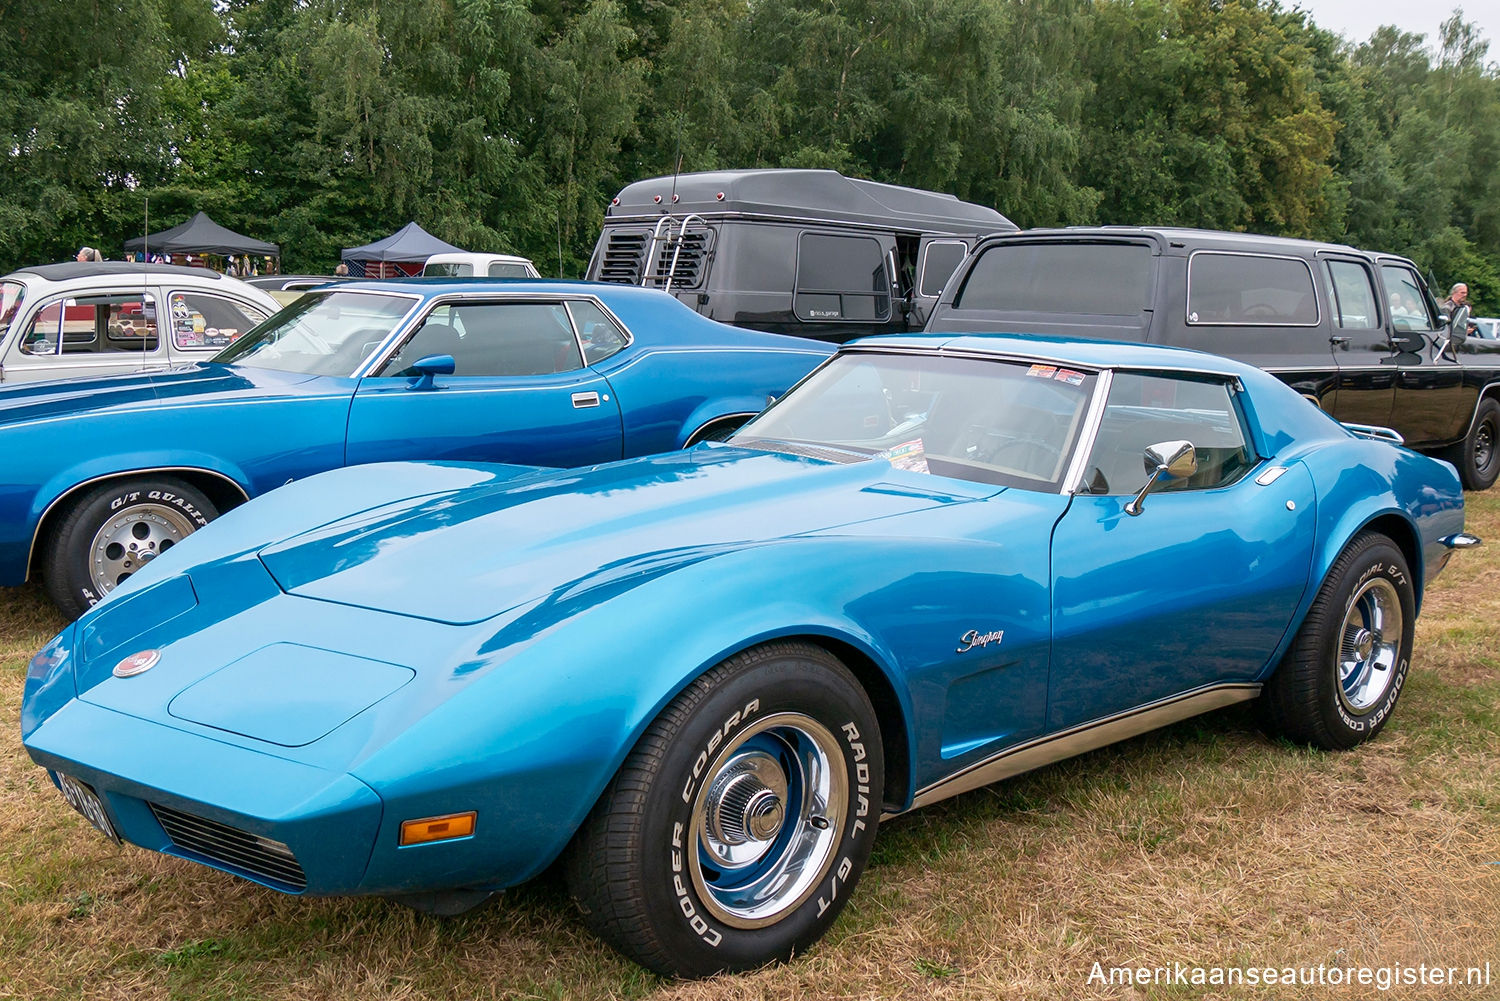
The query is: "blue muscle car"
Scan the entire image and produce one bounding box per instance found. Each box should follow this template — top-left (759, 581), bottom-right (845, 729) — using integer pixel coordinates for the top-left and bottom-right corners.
top-left (20, 334), bottom-right (1476, 977)
top-left (0, 279), bottom-right (832, 617)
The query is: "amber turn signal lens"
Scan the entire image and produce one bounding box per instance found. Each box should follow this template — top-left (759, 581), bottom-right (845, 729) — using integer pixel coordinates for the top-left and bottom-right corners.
top-left (399, 811), bottom-right (476, 846)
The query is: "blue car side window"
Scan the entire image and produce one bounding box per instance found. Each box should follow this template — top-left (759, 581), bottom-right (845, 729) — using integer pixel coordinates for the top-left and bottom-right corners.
top-left (382, 302), bottom-right (584, 378)
top-left (566, 300), bottom-right (629, 365)
top-left (1082, 373), bottom-right (1254, 495)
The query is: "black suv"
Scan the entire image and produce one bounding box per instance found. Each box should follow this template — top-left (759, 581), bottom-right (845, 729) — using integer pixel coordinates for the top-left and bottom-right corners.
top-left (927, 227), bottom-right (1500, 489)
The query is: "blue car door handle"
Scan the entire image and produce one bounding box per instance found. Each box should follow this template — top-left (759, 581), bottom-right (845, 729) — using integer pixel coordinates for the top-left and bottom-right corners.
top-left (572, 392), bottom-right (601, 409)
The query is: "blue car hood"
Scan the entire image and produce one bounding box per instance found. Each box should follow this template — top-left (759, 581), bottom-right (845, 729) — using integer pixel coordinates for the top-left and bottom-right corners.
top-left (0, 363), bottom-right (328, 427)
top-left (259, 448), bottom-right (992, 624)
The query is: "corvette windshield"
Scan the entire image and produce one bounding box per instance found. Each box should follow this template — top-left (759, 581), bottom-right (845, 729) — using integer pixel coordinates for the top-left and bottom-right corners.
top-left (213, 291), bottom-right (415, 376)
top-left (734, 352), bottom-right (1098, 490)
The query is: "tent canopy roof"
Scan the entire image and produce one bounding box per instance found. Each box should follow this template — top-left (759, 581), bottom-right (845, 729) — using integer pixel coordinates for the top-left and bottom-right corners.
top-left (123, 212), bottom-right (279, 256)
top-left (342, 222), bottom-right (464, 263)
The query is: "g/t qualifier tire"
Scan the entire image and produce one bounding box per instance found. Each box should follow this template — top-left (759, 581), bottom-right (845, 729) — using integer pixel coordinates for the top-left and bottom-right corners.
top-left (1259, 533), bottom-right (1415, 750)
top-left (42, 476), bottom-right (217, 620)
top-left (565, 641), bottom-right (883, 978)
top-left (1445, 397), bottom-right (1500, 490)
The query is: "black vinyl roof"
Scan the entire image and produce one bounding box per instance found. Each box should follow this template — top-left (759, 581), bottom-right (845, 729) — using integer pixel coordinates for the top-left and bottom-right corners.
top-left (605, 169), bottom-right (1016, 235)
top-left (11, 262), bottom-right (225, 281)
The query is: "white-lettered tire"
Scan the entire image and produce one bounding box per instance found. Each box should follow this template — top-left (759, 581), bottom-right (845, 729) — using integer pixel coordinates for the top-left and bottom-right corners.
top-left (42, 476), bottom-right (217, 619)
top-left (1259, 533), bottom-right (1414, 750)
top-left (565, 641), bottom-right (883, 977)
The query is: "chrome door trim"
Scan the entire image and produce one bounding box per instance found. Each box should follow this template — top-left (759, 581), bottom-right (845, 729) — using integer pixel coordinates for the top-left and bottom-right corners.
top-left (894, 682), bottom-right (1263, 814)
top-left (359, 292), bottom-right (635, 380)
top-left (1061, 369), bottom-right (1113, 495)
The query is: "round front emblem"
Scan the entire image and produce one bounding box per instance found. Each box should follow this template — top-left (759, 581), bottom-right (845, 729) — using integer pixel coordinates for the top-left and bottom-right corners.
top-left (113, 649), bottom-right (160, 678)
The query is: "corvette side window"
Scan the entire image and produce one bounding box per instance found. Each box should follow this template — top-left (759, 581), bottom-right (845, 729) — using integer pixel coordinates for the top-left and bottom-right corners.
top-left (383, 302), bottom-right (583, 377)
top-left (1081, 373), bottom-right (1253, 495)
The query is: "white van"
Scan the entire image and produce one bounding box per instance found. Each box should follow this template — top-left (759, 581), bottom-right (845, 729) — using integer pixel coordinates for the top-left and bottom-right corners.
top-left (421, 253), bottom-right (540, 279)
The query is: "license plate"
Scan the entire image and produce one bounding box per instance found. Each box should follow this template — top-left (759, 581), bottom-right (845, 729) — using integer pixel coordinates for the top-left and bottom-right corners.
top-left (55, 773), bottom-right (121, 845)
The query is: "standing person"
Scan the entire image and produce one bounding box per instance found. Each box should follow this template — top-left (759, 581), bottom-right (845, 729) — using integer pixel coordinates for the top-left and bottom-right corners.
top-left (75, 247), bottom-right (103, 263)
top-left (1441, 282), bottom-right (1469, 315)
top-left (334, 262), bottom-right (349, 277)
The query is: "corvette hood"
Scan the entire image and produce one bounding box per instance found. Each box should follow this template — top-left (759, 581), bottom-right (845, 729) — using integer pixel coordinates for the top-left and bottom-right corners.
top-left (0, 363), bottom-right (327, 428)
top-left (259, 448), bottom-right (991, 624)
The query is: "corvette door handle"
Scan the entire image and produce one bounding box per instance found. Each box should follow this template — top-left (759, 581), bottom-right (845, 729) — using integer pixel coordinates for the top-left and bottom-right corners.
top-left (572, 392), bottom-right (601, 409)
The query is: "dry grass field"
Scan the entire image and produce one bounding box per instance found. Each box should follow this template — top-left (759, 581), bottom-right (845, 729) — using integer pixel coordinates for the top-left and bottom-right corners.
top-left (1, 496), bottom-right (1497, 1000)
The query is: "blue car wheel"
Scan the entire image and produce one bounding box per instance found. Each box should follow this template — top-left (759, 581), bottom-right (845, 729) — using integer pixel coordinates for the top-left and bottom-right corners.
top-left (42, 475), bottom-right (217, 619)
top-left (1259, 533), bottom-right (1415, 749)
top-left (566, 641), bottom-right (883, 978)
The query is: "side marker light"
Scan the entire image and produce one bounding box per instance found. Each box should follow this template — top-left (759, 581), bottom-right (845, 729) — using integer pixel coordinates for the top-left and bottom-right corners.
top-left (399, 811), bottom-right (477, 846)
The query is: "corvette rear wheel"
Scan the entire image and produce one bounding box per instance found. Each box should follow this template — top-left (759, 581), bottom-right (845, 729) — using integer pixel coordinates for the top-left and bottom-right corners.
top-left (565, 641), bottom-right (882, 978)
top-left (1259, 533), bottom-right (1414, 750)
top-left (43, 476), bottom-right (217, 619)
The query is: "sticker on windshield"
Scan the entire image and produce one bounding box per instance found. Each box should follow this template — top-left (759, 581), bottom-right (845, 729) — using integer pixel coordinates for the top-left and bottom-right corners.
top-left (1054, 368), bottom-right (1085, 386)
top-left (880, 438), bottom-right (930, 474)
top-left (1026, 364), bottom-right (1057, 379)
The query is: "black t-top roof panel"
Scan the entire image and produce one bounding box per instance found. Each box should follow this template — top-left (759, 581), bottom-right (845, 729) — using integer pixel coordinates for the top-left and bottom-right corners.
top-left (606, 169), bottom-right (1016, 235)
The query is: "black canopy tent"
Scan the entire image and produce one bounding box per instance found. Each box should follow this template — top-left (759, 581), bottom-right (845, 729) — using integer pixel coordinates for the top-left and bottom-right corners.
top-left (341, 222), bottom-right (464, 277)
top-left (123, 211), bottom-right (280, 260)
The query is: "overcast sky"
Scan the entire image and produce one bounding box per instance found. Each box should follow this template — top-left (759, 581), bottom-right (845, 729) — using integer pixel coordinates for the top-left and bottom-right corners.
top-left (1291, 0), bottom-right (1497, 55)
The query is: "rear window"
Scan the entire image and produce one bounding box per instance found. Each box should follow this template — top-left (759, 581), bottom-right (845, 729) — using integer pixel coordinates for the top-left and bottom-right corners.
top-left (1187, 252), bottom-right (1319, 326)
top-left (954, 243), bottom-right (1153, 314)
top-left (423, 263), bottom-right (472, 277)
top-left (0, 281), bottom-right (22, 339)
top-left (488, 262), bottom-right (531, 278)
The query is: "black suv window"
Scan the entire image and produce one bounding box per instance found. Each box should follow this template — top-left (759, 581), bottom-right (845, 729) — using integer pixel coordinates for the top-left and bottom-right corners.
top-left (1380, 264), bottom-right (1440, 333)
top-left (954, 243), bottom-right (1152, 314)
top-left (794, 233), bottom-right (891, 322)
top-left (919, 241), bottom-right (968, 297)
top-left (1187, 252), bottom-right (1318, 326)
top-left (1323, 260), bottom-right (1380, 330)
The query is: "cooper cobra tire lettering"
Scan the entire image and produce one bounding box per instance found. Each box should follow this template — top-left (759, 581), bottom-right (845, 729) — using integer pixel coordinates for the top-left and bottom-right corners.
top-left (681, 698), bottom-right (760, 805)
top-left (670, 822), bottom-right (723, 947)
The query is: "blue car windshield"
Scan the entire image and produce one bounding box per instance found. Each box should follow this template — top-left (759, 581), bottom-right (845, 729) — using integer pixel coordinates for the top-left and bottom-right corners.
top-left (734, 352), bottom-right (1098, 490)
top-left (213, 291), bottom-right (416, 376)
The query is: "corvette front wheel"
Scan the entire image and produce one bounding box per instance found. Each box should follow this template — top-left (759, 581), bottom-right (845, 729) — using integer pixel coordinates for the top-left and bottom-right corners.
top-left (565, 641), bottom-right (883, 978)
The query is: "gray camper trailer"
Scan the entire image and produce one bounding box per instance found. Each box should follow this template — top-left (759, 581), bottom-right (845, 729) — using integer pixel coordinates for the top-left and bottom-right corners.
top-left (586, 169), bottom-right (1015, 342)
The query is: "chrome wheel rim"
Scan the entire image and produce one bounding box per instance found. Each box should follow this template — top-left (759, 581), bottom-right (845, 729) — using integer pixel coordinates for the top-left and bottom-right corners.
top-left (688, 712), bottom-right (847, 929)
top-left (1337, 577), bottom-right (1404, 713)
top-left (88, 504), bottom-right (195, 595)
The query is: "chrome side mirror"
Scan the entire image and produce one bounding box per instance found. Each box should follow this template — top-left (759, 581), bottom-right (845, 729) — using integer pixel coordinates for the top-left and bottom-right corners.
top-left (1125, 440), bottom-right (1197, 516)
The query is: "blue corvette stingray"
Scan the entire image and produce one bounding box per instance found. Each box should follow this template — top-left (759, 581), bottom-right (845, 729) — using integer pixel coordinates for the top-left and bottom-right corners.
top-left (21, 333), bottom-right (1476, 976)
top-left (0, 279), bottom-right (831, 618)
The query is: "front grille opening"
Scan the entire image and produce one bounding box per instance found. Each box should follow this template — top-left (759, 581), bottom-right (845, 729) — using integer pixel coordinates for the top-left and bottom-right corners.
top-left (150, 802), bottom-right (308, 891)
